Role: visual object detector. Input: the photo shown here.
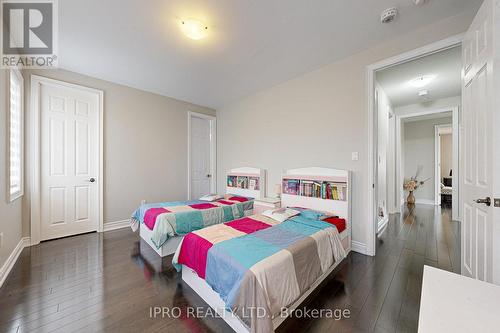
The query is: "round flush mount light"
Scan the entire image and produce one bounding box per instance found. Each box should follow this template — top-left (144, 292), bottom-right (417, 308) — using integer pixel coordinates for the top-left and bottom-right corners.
top-left (410, 75), bottom-right (436, 88)
top-left (418, 90), bottom-right (429, 97)
top-left (181, 19), bottom-right (208, 40)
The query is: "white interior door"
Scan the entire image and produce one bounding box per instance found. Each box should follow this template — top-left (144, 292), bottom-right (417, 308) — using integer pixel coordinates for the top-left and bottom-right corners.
top-left (460, 0), bottom-right (499, 283)
top-left (40, 81), bottom-right (100, 241)
top-left (190, 114), bottom-right (215, 199)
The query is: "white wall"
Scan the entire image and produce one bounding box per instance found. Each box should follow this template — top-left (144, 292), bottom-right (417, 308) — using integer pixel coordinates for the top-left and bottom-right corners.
top-left (398, 120), bottom-right (406, 206)
top-left (387, 112), bottom-right (397, 213)
top-left (375, 83), bottom-right (393, 220)
top-left (403, 116), bottom-right (452, 203)
top-left (217, 14), bottom-right (471, 253)
top-left (0, 70), bottom-right (24, 272)
top-left (395, 96), bottom-right (461, 117)
top-left (440, 133), bottom-right (453, 179)
top-left (22, 69), bottom-right (215, 234)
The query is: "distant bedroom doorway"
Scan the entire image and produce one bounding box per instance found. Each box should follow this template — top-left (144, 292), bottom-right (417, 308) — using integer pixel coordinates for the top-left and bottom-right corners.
top-left (188, 112), bottom-right (216, 200)
top-left (435, 124), bottom-right (453, 207)
top-left (366, 34), bottom-right (463, 256)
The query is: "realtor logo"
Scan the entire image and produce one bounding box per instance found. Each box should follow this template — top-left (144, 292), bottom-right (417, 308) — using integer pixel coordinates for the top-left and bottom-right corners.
top-left (1, 0), bottom-right (58, 68)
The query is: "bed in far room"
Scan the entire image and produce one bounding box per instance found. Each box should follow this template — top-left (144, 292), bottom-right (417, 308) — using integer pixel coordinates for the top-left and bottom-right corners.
top-left (130, 167), bottom-right (267, 257)
top-left (173, 167), bottom-right (351, 333)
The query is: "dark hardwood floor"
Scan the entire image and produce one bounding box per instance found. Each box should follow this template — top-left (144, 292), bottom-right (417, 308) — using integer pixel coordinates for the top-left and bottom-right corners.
top-left (0, 205), bottom-right (460, 333)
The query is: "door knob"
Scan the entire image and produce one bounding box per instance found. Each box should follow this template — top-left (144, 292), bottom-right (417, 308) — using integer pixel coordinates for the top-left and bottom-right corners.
top-left (475, 197), bottom-right (491, 206)
top-left (89, 178), bottom-right (96, 183)
top-left (206, 174), bottom-right (212, 178)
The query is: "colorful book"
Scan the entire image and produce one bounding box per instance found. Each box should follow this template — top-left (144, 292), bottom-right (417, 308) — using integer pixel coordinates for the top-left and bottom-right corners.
top-left (227, 175), bottom-right (237, 187)
top-left (249, 177), bottom-right (260, 190)
top-left (237, 176), bottom-right (249, 189)
top-left (283, 179), bottom-right (300, 195)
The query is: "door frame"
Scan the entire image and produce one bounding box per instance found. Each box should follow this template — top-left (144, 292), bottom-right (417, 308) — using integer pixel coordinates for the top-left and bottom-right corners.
top-left (434, 124), bottom-right (453, 206)
top-left (187, 111), bottom-right (217, 200)
top-left (395, 108), bottom-right (459, 210)
top-left (29, 75), bottom-right (104, 245)
top-left (366, 33), bottom-right (463, 256)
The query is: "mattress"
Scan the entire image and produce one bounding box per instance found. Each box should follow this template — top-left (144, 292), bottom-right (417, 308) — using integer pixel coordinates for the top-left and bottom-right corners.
top-left (172, 213), bottom-right (346, 333)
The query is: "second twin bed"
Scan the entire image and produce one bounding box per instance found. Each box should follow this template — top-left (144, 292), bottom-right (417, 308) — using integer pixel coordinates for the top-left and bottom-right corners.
top-left (174, 167), bottom-right (351, 333)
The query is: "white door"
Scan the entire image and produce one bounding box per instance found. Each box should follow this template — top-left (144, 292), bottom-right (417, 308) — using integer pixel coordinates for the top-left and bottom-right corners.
top-left (189, 114), bottom-right (215, 199)
top-left (460, 0), bottom-right (500, 283)
top-left (40, 81), bottom-right (100, 241)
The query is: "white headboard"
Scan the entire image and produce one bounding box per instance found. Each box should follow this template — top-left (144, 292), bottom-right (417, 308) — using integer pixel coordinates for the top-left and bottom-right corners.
top-left (281, 167), bottom-right (351, 235)
top-left (226, 167), bottom-right (267, 199)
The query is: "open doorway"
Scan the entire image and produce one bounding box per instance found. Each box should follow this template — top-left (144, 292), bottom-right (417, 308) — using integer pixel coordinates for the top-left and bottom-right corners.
top-left (372, 44), bottom-right (461, 236)
top-left (436, 124), bottom-right (453, 207)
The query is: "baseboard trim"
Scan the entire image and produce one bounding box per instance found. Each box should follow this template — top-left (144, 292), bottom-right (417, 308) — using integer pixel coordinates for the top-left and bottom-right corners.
top-left (415, 199), bottom-right (437, 205)
top-left (103, 220), bottom-right (130, 232)
top-left (0, 237), bottom-right (30, 288)
top-left (351, 241), bottom-right (368, 255)
top-left (377, 216), bottom-right (389, 234)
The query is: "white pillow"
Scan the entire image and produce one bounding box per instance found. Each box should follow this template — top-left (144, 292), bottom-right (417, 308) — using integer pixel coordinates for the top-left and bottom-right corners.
top-left (199, 194), bottom-right (223, 202)
top-left (262, 208), bottom-right (300, 223)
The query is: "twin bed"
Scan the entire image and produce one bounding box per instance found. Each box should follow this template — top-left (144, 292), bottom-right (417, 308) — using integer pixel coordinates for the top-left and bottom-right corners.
top-left (130, 167), bottom-right (266, 256)
top-left (131, 167), bottom-right (351, 333)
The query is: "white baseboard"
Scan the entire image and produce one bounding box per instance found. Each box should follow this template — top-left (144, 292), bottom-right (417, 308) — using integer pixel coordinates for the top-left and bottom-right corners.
top-left (103, 220), bottom-right (130, 232)
top-left (351, 240), bottom-right (368, 255)
top-left (415, 199), bottom-right (437, 205)
top-left (377, 216), bottom-right (389, 234)
top-left (0, 237), bottom-right (30, 288)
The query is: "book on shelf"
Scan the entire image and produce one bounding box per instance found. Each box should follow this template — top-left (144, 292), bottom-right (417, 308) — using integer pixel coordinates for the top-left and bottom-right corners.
top-left (313, 181), bottom-right (322, 198)
top-left (300, 180), bottom-right (313, 197)
top-left (282, 178), bottom-right (347, 201)
top-left (249, 177), bottom-right (260, 190)
top-left (282, 179), bottom-right (300, 195)
top-left (227, 175), bottom-right (237, 188)
top-left (237, 176), bottom-right (249, 189)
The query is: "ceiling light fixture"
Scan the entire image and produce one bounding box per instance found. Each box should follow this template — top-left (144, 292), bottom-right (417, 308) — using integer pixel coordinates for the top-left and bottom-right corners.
top-left (180, 19), bottom-right (208, 40)
top-left (410, 75), bottom-right (436, 88)
top-left (418, 90), bottom-right (429, 97)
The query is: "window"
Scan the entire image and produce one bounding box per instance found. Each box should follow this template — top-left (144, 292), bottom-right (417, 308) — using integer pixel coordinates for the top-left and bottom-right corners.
top-left (8, 69), bottom-right (24, 202)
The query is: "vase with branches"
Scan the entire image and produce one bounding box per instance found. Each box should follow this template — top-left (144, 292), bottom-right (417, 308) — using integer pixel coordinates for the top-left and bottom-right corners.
top-left (403, 166), bottom-right (430, 205)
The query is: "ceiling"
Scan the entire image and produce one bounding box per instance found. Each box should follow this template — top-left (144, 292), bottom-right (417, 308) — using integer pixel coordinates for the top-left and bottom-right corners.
top-left (58, 0), bottom-right (481, 108)
top-left (376, 46), bottom-right (462, 107)
top-left (403, 111), bottom-right (453, 123)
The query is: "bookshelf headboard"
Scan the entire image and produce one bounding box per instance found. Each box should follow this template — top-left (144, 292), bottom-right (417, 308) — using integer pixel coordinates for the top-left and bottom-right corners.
top-left (226, 167), bottom-right (267, 199)
top-left (281, 166), bottom-right (351, 223)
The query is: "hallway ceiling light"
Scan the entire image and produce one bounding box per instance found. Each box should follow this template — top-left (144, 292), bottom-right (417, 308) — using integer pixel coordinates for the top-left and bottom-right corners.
top-left (418, 89), bottom-right (429, 97)
top-left (413, 0), bottom-right (428, 6)
top-left (180, 19), bottom-right (208, 40)
top-left (410, 75), bottom-right (436, 88)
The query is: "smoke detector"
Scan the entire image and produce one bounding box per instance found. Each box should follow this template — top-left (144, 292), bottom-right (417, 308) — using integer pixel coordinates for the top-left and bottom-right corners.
top-left (381, 7), bottom-right (398, 23)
